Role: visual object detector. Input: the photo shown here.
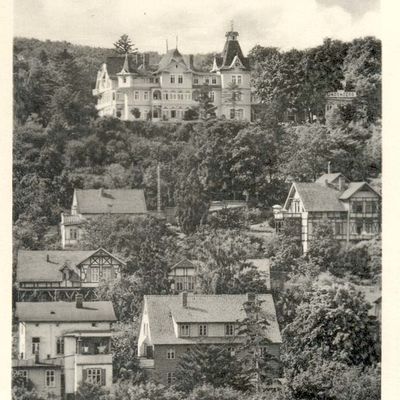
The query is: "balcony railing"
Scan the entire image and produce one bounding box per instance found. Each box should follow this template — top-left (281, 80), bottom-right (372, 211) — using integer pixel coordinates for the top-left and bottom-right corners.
top-left (75, 354), bottom-right (112, 365)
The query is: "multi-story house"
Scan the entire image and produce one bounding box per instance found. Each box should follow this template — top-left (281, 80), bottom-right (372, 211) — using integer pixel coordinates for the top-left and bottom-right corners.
top-left (273, 172), bottom-right (381, 252)
top-left (137, 293), bottom-right (282, 385)
top-left (92, 29), bottom-right (251, 121)
top-left (15, 296), bottom-right (117, 400)
top-left (60, 188), bottom-right (148, 248)
top-left (16, 248), bottom-right (125, 301)
top-left (325, 89), bottom-right (357, 115)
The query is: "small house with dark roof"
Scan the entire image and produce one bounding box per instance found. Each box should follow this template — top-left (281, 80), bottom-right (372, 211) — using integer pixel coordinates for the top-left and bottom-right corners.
top-left (61, 188), bottom-right (148, 248)
top-left (92, 28), bottom-right (252, 122)
top-left (16, 297), bottom-right (116, 399)
top-left (274, 172), bottom-right (381, 252)
top-left (16, 248), bottom-right (125, 301)
top-left (137, 293), bottom-right (282, 385)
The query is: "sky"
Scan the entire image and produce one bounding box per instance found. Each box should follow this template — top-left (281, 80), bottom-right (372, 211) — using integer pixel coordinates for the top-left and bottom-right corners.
top-left (14, 0), bottom-right (380, 54)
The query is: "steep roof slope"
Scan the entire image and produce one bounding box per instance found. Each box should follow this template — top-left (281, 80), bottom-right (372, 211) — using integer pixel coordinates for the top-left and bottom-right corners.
top-left (145, 294), bottom-right (281, 345)
top-left (75, 189), bottom-right (147, 214)
top-left (16, 301), bottom-right (117, 322)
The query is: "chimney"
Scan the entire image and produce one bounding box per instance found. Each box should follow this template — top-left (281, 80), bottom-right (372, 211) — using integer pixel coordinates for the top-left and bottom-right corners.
top-left (338, 176), bottom-right (344, 191)
top-left (181, 291), bottom-right (188, 308)
top-left (189, 54), bottom-right (194, 69)
top-left (76, 294), bottom-right (83, 309)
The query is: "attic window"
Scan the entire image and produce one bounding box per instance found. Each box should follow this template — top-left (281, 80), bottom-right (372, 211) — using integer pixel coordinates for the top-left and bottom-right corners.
top-left (50, 311), bottom-right (55, 315)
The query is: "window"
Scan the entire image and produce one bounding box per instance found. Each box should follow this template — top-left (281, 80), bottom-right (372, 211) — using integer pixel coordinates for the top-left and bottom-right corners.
top-left (112, 92), bottom-right (116, 101)
top-left (365, 201), bottom-right (378, 213)
top-left (70, 228), bottom-right (78, 240)
top-left (20, 370), bottom-right (28, 385)
top-left (234, 92), bottom-right (242, 101)
top-left (91, 267), bottom-right (100, 282)
top-left (365, 221), bottom-right (373, 234)
top-left (230, 109), bottom-right (235, 119)
top-left (166, 348), bottom-right (175, 359)
top-left (102, 267), bottom-right (112, 281)
top-left (354, 220), bottom-right (363, 235)
top-left (235, 109), bottom-right (244, 120)
top-left (171, 110), bottom-right (176, 118)
top-left (212, 77), bottom-right (217, 84)
top-left (199, 324), bottom-right (208, 336)
top-left (260, 346), bottom-right (269, 356)
top-left (170, 75), bottom-right (175, 84)
top-left (178, 75), bottom-right (183, 84)
top-left (134, 91), bottom-right (140, 100)
top-left (231, 76), bottom-right (237, 84)
top-left (335, 222), bottom-right (344, 235)
top-left (352, 201), bottom-right (363, 213)
top-left (149, 78), bottom-right (154, 83)
top-left (205, 78), bottom-right (210, 84)
top-left (237, 75), bottom-right (242, 84)
top-left (180, 324), bottom-right (190, 336)
top-left (56, 337), bottom-right (64, 355)
top-left (209, 91), bottom-right (215, 102)
top-left (32, 337), bottom-right (40, 355)
top-left (167, 372), bottom-right (175, 385)
top-left (45, 370), bottom-right (55, 388)
top-left (122, 77), bottom-right (127, 83)
top-left (293, 200), bottom-right (300, 213)
top-left (155, 78), bottom-right (160, 83)
top-left (187, 276), bottom-right (194, 291)
top-left (225, 324), bottom-right (234, 336)
top-left (144, 91), bottom-right (149, 100)
top-left (194, 77), bottom-right (199, 84)
top-left (86, 368), bottom-right (104, 385)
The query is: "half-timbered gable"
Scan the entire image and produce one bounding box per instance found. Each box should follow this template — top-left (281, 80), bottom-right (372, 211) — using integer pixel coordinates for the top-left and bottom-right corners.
top-left (17, 248), bottom-right (126, 301)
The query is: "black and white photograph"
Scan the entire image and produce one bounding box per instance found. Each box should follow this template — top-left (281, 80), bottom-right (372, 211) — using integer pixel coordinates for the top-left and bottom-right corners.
top-left (3, 0), bottom-right (397, 398)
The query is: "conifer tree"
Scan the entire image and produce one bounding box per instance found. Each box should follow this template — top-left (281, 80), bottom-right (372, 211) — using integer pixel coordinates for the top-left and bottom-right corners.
top-left (114, 34), bottom-right (138, 54)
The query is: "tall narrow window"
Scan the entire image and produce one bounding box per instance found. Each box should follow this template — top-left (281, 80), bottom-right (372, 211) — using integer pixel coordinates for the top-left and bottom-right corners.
top-left (231, 75), bottom-right (237, 84)
top-left (178, 75), bottom-right (183, 84)
top-left (170, 75), bottom-right (175, 84)
top-left (166, 348), bottom-right (175, 359)
top-left (230, 109), bottom-right (235, 119)
top-left (20, 370), bottom-right (28, 385)
top-left (32, 338), bottom-right (40, 355)
top-left (199, 324), bottom-right (208, 336)
top-left (167, 372), bottom-right (175, 384)
top-left (45, 370), bottom-right (55, 387)
top-left (212, 77), bottom-right (217, 85)
top-left (225, 324), bottom-right (234, 336)
top-left (134, 91), bottom-right (140, 100)
top-left (56, 337), bottom-right (64, 355)
top-left (209, 91), bottom-right (215, 102)
top-left (144, 91), bottom-right (149, 100)
top-left (237, 75), bottom-right (242, 84)
top-left (102, 267), bottom-right (112, 281)
top-left (91, 267), bottom-right (100, 282)
top-left (180, 324), bottom-right (190, 336)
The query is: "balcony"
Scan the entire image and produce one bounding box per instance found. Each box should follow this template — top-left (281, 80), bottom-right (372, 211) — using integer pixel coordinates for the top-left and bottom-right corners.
top-left (75, 354), bottom-right (112, 365)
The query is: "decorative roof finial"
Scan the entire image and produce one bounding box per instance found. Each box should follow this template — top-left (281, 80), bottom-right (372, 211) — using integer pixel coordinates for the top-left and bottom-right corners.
top-left (176, 35), bottom-right (178, 49)
top-left (230, 20), bottom-right (234, 31)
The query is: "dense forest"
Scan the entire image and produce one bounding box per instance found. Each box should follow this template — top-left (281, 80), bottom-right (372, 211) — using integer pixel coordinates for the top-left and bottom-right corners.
top-left (12, 35), bottom-right (381, 400)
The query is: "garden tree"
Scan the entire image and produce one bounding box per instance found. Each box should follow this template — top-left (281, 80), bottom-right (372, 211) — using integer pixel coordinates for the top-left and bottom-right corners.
top-left (185, 228), bottom-right (267, 294)
top-left (12, 371), bottom-right (45, 400)
top-left (206, 208), bottom-right (247, 230)
top-left (113, 34), bottom-right (138, 54)
top-left (343, 37), bottom-right (381, 122)
top-left (175, 168), bottom-right (210, 234)
top-left (174, 345), bottom-right (251, 393)
top-left (75, 381), bottom-right (110, 400)
top-left (196, 84), bottom-right (217, 119)
top-left (230, 127), bottom-right (279, 199)
top-left (306, 219), bottom-right (341, 272)
top-left (236, 297), bottom-right (281, 392)
top-left (283, 284), bottom-right (380, 372)
top-left (111, 321), bottom-right (146, 383)
top-left (279, 123), bottom-right (333, 181)
top-left (364, 122), bottom-right (382, 176)
top-left (222, 82), bottom-right (242, 117)
top-left (187, 384), bottom-right (247, 400)
top-left (183, 106), bottom-right (199, 121)
top-left (113, 382), bottom-right (183, 400)
top-left (247, 45), bottom-right (280, 66)
top-left (287, 359), bottom-right (380, 400)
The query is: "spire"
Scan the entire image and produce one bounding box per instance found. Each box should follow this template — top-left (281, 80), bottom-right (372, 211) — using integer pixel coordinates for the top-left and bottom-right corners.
top-left (121, 52), bottom-right (129, 73)
top-left (225, 20), bottom-right (239, 41)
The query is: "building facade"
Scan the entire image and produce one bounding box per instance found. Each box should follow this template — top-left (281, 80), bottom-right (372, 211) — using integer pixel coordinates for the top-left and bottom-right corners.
top-left (168, 259), bottom-right (197, 293)
top-left (16, 248), bottom-right (125, 301)
top-left (137, 293), bottom-right (282, 385)
top-left (274, 173), bottom-right (381, 252)
top-left (61, 188), bottom-right (148, 248)
top-left (15, 298), bottom-right (116, 399)
top-left (93, 30), bottom-right (252, 122)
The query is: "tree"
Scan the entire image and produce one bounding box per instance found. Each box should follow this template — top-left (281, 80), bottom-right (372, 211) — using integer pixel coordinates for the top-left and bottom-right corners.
top-left (283, 284), bottom-right (380, 372)
top-left (222, 82), bottom-right (242, 117)
top-left (75, 381), bottom-right (110, 400)
top-left (196, 84), bottom-right (217, 120)
top-left (185, 229), bottom-right (267, 294)
top-left (175, 168), bottom-right (209, 234)
top-left (12, 371), bottom-right (45, 400)
top-left (306, 219), bottom-right (341, 272)
top-left (113, 382), bottom-right (184, 400)
top-left (236, 297), bottom-right (281, 391)
top-left (174, 345), bottom-right (250, 393)
top-left (188, 384), bottom-right (245, 400)
top-left (114, 34), bottom-right (138, 54)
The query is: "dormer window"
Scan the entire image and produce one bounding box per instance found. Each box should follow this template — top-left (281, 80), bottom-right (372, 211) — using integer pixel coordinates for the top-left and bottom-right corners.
top-left (180, 324), bottom-right (190, 336)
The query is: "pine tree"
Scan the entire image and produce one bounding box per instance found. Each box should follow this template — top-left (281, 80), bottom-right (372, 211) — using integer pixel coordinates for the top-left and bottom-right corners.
top-left (113, 34), bottom-right (138, 54)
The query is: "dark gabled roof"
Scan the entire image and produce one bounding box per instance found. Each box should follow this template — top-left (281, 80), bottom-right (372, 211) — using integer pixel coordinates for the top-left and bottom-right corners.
top-left (339, 182), bottom-right (381, 200)
top-left (75, 189), bottom-right (147, 215)
top-left (217, 31), bottom-right (249, 70)
top-left (16, 248), bottom-right (125, 283)
top-left (315, 173), bottom-right (349, 185)
top-left (16, 250), bottom-right (93, 282)
top-left (292, 182), bottom-right (345, 212)
top-left (145, 294), bottom-right (281, 345)
top-left (16, 301), bottom-right (117, 322)
top-left (105, 55), bottom-right (137, 76)
top-left (170, 259), bottom-right (196, 271)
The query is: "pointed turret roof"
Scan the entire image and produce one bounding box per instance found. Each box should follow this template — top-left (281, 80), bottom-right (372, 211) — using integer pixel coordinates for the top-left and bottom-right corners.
top-left (214, 30), bottom-right (249, 71)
